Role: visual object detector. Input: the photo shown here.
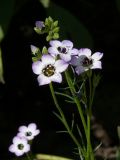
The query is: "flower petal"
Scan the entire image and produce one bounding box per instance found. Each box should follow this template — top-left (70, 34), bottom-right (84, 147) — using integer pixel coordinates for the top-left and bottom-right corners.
top-left (37, 74), bottom-right (51, 86)
top-left (78, 48), bottom-right (91, 57)
top-left (17, 132), bottom-right (24, 138)
top-left (55, 60), bottom-right (68, 73)
top-left (62, 40), bottom-right (73, 49)
top-left (91, 60), bottom-right (102, 69)
top-left (34, 129), bottom-right (40, 136)
top-left (9, 144), bottom-right (16, 153)
top-left (50, 73), bottom-right (62, 83)
top-left (60, 54), bottom-right (71, 62)
top-left (75, 66), bottom-right (85, 75)
top-left (18, 126), bottom-right (27, 133)
top-left (48, 47), bottom-right (59, 57)
top-left (35, 21), bottom-right (45, 29)
top-left (41, 54), bottom-right (55, 65)
top-left (15, 150), bottom-right (24, 156)
top-left (92, 52), bottom-right (103, 61)
top-left (70, 56), bottom-right (79, 66)
top-left (24, 144), bottom-right (30, 153)
top-left (32, 61), bottom-right (43, 75)
top-left (49, 40), bottom-right (62, 47)
top-left (28, 123), bottom-right (36, 131)
top-left (13, 137), bottom-right (21, 144)
top-left (70, 48), bottom-right (79, 55)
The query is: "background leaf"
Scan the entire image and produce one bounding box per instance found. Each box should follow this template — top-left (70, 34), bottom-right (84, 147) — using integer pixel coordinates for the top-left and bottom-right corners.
top-left (0, 0), bottom-right (15, 33)
top-left (47, 2), bottom-right (93, 48)
top-left (39, 0), bottom-right (50, 8)
top-left (0, 47), bottom-right (5, 83)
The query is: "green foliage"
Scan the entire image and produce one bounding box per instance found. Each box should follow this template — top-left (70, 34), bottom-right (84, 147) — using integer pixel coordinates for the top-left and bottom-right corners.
top-left (0, 0), bottom-right (15, 33)
top-left (116, 148), bottom-right (120, 160)
top-left (0, 26), bottom-right (4, 42)
top-left (47, 2), bottom-right (93, 48)
top-left (93, 74), bottom-right (101, 88)
top-left (39, 0), bottom-right (50, 8)
top-left (34, 17), bottom-right (60, 42)
top-left (42, 46), bottom-right (48, 54)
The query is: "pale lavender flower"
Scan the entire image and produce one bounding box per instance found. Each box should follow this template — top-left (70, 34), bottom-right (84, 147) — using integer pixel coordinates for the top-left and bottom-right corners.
top-left (17, 123), bottom-right (40, 140)
top-left (71, 48), bottom-right (103, 75)
top-left (9, 136), bottom-right (30, 156)
top-left (32, 54), bottom-right (68, 85)
top-left (48, 40), bottom-right (78, 62)
top-left (30, 45), bottom-right (39, 55)
top-left (35, 21), bottom-right (45, 29)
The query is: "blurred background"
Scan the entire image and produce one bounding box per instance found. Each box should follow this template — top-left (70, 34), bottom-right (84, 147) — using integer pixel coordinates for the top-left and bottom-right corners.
top-left (0, 0), bottom-right (120, 159)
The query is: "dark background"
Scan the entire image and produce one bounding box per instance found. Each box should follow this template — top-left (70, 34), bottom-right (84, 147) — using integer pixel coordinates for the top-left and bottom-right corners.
top-left (0, 0), bottom-right (120, 159)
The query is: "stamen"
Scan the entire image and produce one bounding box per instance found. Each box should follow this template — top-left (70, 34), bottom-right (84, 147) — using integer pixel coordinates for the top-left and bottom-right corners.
top-left (82, 57), bottom-right (93, 67)
top-left (25, 131), bottom-right (32, 136)
top-left (57, 47), bottom-right (67, 54)
top-left (42, 64), bottom-right (55, 77)
top-left (18, 144), bottom-right (24, 150)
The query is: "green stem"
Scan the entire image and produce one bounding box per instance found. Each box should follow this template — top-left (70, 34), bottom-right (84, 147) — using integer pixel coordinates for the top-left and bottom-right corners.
top-left (86, 70), bottom-right (94, 160)
top-left (49, 82), bottom-right (84, 154)
top-left (26, 153), bottom-right (32, 160)
top-left (65, 71), bottom-right (87, 137)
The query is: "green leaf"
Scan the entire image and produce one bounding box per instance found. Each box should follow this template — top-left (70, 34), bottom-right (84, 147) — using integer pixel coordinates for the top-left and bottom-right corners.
top-left (116, 148), bottom-right (120, 160)
top-left (39, 0), bottom-right (50, 8)
top-left (0, 0), bottom-right (15, 33)
top-left (93, 74), bottom-right (101, 88)
top-left (46, 35), bottom-right (52, 41)
top-left (53, 32), bottom-right (59, 39)
top-left (53, 27), bottom-right (59, 33)
top-left (53, 20), bottom-right (58, 27)
top-left (0, 47), bottom-right (5, 83)
top-left (36, 154), bottom-right (73, 160)
top-left (47, 2), bottom-right (93, 48)
top-left (0, 26), bottom-right (4, 42)
top-left (55, 91), bottom-right (74, 100)
top-left (42, 46), bottom-right (48, 54)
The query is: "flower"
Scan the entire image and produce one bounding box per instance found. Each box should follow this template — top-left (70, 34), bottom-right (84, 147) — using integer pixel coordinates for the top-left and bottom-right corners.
top-left (35, 21), bottom-right (45, 29)
top-left (32, 54), bottom-right (68, 85)
top-left (9, 136), bottom-right (30, 156)
top-left (48, 40), bottom-right (78, 62)
top-left (17, 123), bottom-right (40, 140)
top-left (71, 48), bottom-right (103, 75)
top-left (30, 45), bottom-right (39, 55)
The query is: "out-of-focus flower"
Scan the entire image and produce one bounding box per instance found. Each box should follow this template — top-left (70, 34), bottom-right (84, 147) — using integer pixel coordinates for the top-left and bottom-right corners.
top-left (32, 54), bottom-right (68, 85)
top-left (35, 21), bottom-right (45, 29)
top-left (71, 48), bottom-right (103, 75)
top-left (9, 136), bottom-right (30, 156)
top-left (17, 123), bottom-right (40, 140)
top-left (48, 40), bottom-right (78, 62)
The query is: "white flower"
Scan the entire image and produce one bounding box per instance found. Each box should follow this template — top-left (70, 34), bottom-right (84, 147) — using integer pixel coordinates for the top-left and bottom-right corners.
top-left (9, 136), bottom-right (30, 156)
top-left (32, 54), bottom-right (68, 85)
top-left (17, 123), bottom-right (40, 140)
top-left (71, 48), bottom-right (103, 75)
top-left (48, 40), bottom-right (78, 62)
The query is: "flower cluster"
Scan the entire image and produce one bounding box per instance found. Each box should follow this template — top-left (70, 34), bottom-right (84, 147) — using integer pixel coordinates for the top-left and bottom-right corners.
top-left (9, 123), bottom-right (40, 156)
top-left (32, 39), bottom-right (103, 86)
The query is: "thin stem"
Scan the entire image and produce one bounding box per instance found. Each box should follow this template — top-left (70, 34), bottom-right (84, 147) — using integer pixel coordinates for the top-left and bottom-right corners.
top-left (49, 83), bottom-right (84, 154)
top-left (26, 153), bottom-right (32, 160)
top-left (86, 70), bottom-right (94, 160)
top-left (65, 71), bottom-right (87, 137)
